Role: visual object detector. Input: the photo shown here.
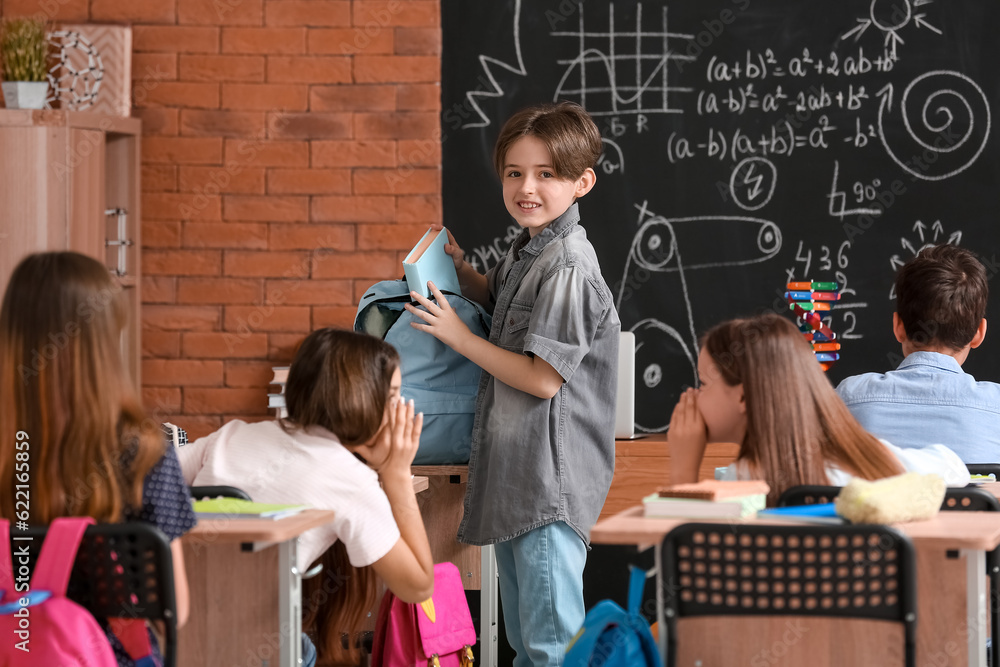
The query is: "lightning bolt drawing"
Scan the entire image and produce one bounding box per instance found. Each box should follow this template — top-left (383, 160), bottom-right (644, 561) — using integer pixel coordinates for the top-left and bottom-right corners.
top-left (461, 0), bottom-right (527, 129)
top-left (743, 164), bottom-right (764, 201)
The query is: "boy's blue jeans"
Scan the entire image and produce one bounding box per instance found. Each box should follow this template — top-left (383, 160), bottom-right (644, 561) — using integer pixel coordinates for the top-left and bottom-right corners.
top-left (493, 521), bottom-right (587, 667)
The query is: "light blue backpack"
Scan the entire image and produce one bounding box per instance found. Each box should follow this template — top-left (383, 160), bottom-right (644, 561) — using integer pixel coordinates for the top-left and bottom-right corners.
top-left (566, 566), bottom-right (662, 667)
top-left (355, 279), bottom-right (491, 465)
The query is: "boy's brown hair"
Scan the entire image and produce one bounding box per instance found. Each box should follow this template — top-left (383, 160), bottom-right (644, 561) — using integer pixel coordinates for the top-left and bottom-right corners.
top-left (493, 101), bottom-right (602, 180)
top-left (895, 244), bottom-right (988, 351)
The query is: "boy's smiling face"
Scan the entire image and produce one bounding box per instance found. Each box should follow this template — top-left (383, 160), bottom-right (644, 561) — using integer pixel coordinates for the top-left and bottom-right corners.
top-left (501, 135), bottom-right (596, 237)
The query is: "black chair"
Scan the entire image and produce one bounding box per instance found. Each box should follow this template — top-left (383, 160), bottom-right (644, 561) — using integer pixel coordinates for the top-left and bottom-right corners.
top-left (188, 485), bottom-right (252, 501)
top-left (15, 523), bottom-right (177, 667)
top-left (968, 464), bottom-right (1000, 479)
top-left (778, 483), bottom-right (1000, 656)
top-left (776, 485), bottom-right (841, 507)
top-left (661, 522), bottom-right (917, 667)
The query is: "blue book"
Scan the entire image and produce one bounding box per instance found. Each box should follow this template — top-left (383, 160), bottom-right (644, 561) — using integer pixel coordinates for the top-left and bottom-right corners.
top-left (757, 503), bottom-right (846, 524)
top-left (403, 227), bottom-right (462, 299)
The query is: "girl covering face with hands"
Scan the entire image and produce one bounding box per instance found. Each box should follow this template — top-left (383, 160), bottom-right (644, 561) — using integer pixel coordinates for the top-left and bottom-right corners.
top-left (668, 313), bottom-right (969, 505)
top-left (178, 328), bottom-right (433, 665)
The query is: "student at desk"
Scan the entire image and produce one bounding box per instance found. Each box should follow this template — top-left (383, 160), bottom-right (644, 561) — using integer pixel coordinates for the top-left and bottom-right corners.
top-left (837, 244), bottom-right (1000, 462)
top-left (667, 313), bottom-right (970, 505)
top-left (178, 328), bottom-right (433, 665)
top-left (0, 252), bottom-right (197, 666)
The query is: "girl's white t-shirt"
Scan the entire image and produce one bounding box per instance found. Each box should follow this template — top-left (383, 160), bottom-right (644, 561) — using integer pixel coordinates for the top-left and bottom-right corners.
top-left (720, 439), bottom-right (971, 487)
top-left (178, 419), bottom-right (400, 571)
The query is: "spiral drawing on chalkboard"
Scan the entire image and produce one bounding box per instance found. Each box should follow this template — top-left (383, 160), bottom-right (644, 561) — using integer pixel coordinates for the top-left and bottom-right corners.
top-left (876, 71), bottom-right (991, 181)
top-left (617, 210), bottom-right (782, 431)
top-left (551, 3), bottom-right (695, 117)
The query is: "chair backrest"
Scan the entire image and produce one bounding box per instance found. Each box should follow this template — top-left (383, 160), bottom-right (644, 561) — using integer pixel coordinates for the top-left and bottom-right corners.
top-left (967, 463), bottom-right (1000, 478)
top-left (188, 485), bottom-right (252, 501)
top-left (14, 523), bottom-right (177, 667)
top-left (776, 485), bottom-right (842, 507)
top-left (778, 484), bottom-right (1000, 513)
top-left (661, 522), bottom-right (917, 667)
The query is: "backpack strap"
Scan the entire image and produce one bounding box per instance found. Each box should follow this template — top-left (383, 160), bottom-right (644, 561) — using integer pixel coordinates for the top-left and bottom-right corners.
top-left (30, 517), bottom-right (94, 595)
top-left (0, 520), bottom-right (13, 602)
top-left (627, 565), bottom-right (646, 615)
top-left (626, 566), bottom-right (663, 667)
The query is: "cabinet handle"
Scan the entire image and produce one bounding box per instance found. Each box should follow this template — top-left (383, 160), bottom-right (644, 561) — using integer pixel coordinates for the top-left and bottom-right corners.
top-left (104, 207), bottom-right (132, 277)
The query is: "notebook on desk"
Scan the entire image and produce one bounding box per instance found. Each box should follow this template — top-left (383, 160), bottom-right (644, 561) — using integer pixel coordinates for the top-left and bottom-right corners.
top-left (615, 331), bottom-right (643, 440)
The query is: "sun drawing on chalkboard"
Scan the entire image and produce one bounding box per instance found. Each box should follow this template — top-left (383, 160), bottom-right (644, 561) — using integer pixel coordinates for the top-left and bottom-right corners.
top-left (841, 0), bottom-right (942, 61)
top-left (888, 220), bottom-right (962, 299)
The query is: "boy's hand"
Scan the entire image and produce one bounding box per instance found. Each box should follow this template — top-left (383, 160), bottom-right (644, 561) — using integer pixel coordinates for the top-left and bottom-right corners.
top-left (430, 223), bottom-right (467, 272)
top-left (405, 281), bottom-right (472, 350)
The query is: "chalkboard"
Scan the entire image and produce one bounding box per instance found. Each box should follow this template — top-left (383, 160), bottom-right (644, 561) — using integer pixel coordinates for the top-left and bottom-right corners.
top-left (441, 0), bottom-right (1000, 433)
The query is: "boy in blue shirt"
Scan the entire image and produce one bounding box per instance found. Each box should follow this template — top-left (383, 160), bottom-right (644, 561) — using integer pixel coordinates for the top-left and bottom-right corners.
top-left (406, 102), bottom-right (620, 665)
top-left (837, 244), bottom-right (1000, 462)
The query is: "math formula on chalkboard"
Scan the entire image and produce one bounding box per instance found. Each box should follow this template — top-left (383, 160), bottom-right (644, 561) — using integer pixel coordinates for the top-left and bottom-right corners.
top-left (441, 0), bottom-right (1000, 432)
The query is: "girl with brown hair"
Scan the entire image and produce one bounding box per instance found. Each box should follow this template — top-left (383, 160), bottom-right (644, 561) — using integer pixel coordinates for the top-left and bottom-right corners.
top-left (0, 251), bottom-right (197, 664)
top-left (177, 327), bottom-right (433, 665)
top-left (668, 312), bottom-right (969, 504)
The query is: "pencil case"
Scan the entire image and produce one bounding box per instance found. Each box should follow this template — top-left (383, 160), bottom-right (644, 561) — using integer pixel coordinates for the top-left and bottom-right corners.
top-left (835, 472), bottom-right (945, 524)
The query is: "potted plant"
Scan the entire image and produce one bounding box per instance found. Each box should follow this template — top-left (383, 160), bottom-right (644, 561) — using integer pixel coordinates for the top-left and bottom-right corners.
top-left (1, 17), bottom-right (49, 109)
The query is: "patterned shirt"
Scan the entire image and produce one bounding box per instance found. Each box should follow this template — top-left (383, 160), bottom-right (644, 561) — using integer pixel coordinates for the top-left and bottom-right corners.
top-left (108, 443), bottom-right (197, 667)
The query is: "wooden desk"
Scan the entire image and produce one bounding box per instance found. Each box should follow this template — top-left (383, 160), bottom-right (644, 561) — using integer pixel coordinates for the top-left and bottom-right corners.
top-left (411, 465), bottom-right (498, 667)
top-left (592, 507), bottom-right (1000, 667)
top-left (603, 436), bottom-right (739, 519)
top-left (179, 509), bottom-right (337, 667)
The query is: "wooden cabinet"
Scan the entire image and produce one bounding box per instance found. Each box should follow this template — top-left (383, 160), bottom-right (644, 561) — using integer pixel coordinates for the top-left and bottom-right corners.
top-left (0, 109), bottom-right (142, 385)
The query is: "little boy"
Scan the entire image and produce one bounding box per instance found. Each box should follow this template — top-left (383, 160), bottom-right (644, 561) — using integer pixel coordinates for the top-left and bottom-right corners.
top-left (837, 244), bottom-right (1000, 462)
top-left (406, 102), bottom-right (620, 665)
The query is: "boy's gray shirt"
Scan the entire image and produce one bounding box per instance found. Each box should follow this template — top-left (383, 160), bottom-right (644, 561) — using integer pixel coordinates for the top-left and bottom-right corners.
top-left (457, 203), bottom-right (620, 546)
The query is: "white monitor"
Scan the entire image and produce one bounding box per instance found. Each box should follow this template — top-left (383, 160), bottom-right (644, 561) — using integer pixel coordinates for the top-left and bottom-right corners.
top-left (614, 331), bottom-right (637, 439)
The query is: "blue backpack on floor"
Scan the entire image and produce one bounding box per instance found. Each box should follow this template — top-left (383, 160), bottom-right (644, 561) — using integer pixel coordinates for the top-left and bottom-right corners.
top-left (355, 279), bottom-right (491, 465)
top-left (566, 566), bottom-right (662, 667)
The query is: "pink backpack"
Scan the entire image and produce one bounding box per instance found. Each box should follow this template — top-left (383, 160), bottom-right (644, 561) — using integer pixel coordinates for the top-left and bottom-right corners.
top-left (0, 517), bottom-right (117, 666)
top-left (371, 561), bottom-right (477, 666)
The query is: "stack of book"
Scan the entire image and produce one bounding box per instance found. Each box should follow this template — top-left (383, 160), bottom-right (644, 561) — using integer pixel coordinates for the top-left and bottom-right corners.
top-left (268, 366), bottom-right (289, 418)
top-left (643, 480), bottom-right (769, 518)
top-left (784, 280), bottom-right (842, 371)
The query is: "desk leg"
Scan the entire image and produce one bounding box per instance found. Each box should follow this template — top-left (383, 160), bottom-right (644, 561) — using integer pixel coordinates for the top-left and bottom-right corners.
top-left (480, 544), bottom-right (498, 667)
top-left (966, 548), bottom-right (988, 667)
top-left (279, 538), bottom-right (303, 667)
top-left (654, 543), bottom-right (666, 664)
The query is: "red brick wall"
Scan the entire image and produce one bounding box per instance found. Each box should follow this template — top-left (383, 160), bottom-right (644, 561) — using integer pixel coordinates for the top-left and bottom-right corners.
top-left (2, 0), bottom-right (441, 439)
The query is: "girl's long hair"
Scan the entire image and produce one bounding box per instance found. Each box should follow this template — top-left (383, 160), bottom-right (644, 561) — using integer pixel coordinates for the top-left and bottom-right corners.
top-left (703, 313), bottom-right (903, 504)
top-left (286, 328), bottom-right (399, 664)
top-left (0, 252), bottom-right (163, 523)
